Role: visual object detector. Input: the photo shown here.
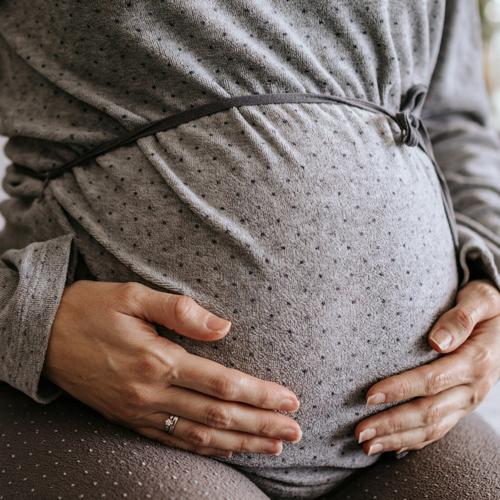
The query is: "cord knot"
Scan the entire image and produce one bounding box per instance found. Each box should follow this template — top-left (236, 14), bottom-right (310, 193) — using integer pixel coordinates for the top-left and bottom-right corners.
top-left (395, 110), bottom-right (419, 147)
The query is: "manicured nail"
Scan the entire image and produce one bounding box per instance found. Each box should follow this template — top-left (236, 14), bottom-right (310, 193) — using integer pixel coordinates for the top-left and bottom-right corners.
top-left (205, 314), bottom-right (231, 333)
top-left (358, 429), bottom-right (377, 443)
top-left (264, 441), bottom-right (282, 455)
top-left (216, 451), bottom-right (233, 457)
top-left (367, 443), bottom-right (384, 456)
top-left (429, 329), bottom-right (452, 351)
top-left (366, 393), bottom-right (386, 406)
top-left (280, 399), bottom-right (300, 412)
top-left (282, 428), bottom-right (302, 443)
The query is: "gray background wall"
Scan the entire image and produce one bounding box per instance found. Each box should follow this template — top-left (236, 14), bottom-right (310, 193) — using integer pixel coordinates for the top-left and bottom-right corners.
top-left (0, 135), bottom-right (498, 432)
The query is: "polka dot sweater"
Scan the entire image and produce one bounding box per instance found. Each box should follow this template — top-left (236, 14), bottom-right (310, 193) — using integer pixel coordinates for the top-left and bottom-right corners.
top-left (1, 0), bottom-right (500, 477)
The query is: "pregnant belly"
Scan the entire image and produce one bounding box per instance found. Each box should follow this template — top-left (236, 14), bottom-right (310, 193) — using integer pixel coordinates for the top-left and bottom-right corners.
top-left (70, 102), bottom-right (460, 469)
top-left (150, 103), bottom-right (460, 468)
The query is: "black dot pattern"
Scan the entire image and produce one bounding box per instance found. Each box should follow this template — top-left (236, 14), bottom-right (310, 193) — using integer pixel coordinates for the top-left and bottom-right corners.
top-left (147, 104), bottom-right (459, 472)
top-left (0, 0), bottom-right (499, 495)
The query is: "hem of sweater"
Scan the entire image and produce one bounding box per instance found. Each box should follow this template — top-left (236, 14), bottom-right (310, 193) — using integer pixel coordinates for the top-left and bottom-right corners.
top-left (9, 233), bottom-right (75, 404)
top-left (228, 460), bottom-right (378, 487)
top-left (213, 449), bottom-right (382, 470)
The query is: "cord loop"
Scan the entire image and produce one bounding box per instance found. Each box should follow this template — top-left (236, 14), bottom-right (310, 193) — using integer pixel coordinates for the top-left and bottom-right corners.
top-left (395, 110), bottom-right (420, 147)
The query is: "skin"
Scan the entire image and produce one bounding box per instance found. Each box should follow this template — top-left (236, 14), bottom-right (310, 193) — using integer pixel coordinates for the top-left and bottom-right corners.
top-left (42, 280), bottom-right (302, 458)
top-left (356, 278), bottom-right (500, 455)
top-left (42, 278), bottom-right (500, 458)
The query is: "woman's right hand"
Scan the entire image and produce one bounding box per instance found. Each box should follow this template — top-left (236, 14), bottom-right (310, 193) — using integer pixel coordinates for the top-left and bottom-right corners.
top-left (42, 280), bottom-right (302, 457)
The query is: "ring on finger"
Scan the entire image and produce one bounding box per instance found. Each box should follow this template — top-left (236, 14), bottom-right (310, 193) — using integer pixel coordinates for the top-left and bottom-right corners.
top-left (164, 415), bottom-right (180, 435)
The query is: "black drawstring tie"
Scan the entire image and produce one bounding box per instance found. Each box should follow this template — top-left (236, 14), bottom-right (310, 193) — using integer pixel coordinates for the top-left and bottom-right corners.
top-left (38, 173), bottom-right (50, 203)
top-left (27, 84), bottom-right (458, 253)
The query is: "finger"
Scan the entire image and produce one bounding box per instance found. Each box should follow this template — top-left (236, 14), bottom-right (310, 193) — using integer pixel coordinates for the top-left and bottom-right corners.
top-left (175, 351), bottom-right (300, 412)
top-left (115, 282), bottom-right (232, 340)
top-left (148, 386), bottom-right (302, 442)
top-left (139, 415), bottom-right (283, 455)
top-left (393, 440), bottom-right (436, 454)
top-left (357, 385), bottom-right (471, 443)
top-left (428, 279), bottom-right (500, 353)
top-left (365, 348), bottom-right (474, 405)
top-left (402, 439), bottom-right (433, 452)
top-left (136, 426), bottom-right (234, 457)
top-left (360, 410), bottom-right (465, 456)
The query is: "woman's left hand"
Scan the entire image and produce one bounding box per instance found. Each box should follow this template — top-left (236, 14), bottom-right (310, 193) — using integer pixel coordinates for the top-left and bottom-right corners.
top-left (355, 278), bottom-right (500, 456)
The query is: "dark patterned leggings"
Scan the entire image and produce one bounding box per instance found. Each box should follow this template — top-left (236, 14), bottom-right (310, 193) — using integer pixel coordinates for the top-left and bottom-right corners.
top-left (1, 381), bottom-right (499, 500)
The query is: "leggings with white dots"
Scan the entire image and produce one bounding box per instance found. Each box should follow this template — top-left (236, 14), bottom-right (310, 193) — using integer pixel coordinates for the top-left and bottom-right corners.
top-left (1, 381), bottom-right (499, 500)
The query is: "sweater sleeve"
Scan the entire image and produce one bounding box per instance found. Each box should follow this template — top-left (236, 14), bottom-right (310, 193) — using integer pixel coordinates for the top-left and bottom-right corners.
top-left (421, 0), bottom-right (500, 291)
top-left (0, 159), bottom-right (78, 403)
top-left (0, 233), bottom-right (75, 403)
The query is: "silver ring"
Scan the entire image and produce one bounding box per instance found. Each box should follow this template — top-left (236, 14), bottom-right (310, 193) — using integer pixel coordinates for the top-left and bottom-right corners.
top-left (164, 415), bottom-right (179, 435)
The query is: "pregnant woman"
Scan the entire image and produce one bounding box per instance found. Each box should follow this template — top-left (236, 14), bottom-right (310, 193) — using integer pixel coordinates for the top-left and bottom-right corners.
top-left (1, 0), bottom-right (500, 498)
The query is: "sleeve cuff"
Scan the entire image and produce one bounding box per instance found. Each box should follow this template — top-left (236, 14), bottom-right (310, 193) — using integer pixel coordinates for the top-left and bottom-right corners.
top-left (0, 233), bottom-right (75, 403)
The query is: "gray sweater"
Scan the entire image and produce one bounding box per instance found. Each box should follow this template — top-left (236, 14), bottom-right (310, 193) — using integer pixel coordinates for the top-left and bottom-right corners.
top-left (1, 0), bottom-right (500, 477)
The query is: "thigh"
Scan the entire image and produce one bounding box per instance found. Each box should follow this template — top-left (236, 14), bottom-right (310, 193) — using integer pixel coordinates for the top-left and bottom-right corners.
top-left (324, 412), bottom-right (500, 500)
top-left (0, 382), bottom-right (270, 500)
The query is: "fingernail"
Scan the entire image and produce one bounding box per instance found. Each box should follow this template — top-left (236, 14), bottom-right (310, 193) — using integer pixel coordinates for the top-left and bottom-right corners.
top-left (366, 393), bottom-right (386, 406)
top-left (264, 440), bottom-right (282, 455)
top-left (215, 451), bottom-right (233, 457)
top-left (280, 399), bottom-right (299, 412)
top-left (205, 314), bottom-right (231, 333)
top-left (395, 447), bottom-right (408, 454)
top-left (429, 329), bottom-right (452, 350)
top-left (367, 443), bottom-right (384, 456)
top-left (395, 449), bottom-right (410, 460)
top-left (281, 428), bottom-right (302, 443)
top-left (358, 428), bottom-right (377, 443)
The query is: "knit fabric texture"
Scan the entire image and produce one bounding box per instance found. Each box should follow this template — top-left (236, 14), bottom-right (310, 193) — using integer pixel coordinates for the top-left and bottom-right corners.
top-left (1, 0), bottom-right (500, 487)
